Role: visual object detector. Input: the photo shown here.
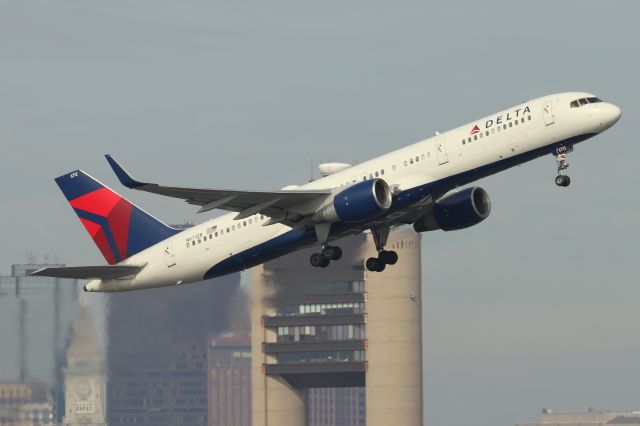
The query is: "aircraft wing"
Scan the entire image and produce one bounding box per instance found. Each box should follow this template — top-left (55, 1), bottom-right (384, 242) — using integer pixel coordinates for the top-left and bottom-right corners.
top-left (105, 155), bottom-right (332, 226)
top-left (31, 265), bottom-right (143, 280)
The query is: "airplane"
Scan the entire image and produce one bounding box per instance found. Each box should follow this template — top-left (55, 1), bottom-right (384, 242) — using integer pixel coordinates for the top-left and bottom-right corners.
top-left (32, 92), bottom-right (621, 292)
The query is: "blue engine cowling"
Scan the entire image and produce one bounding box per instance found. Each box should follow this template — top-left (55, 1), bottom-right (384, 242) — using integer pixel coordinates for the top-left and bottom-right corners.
top-left (313, 178), bottom-right (393, 223)
top-left (413, 187), bottom-right (491, 232)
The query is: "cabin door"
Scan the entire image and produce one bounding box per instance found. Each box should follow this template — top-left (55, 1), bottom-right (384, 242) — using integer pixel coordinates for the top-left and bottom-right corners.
top-left (542, 100), bottom-right (555, 126)
top-left (435, 137), bottom-right (449, 165)
top-left (163, 241), bottom-right (176, 267)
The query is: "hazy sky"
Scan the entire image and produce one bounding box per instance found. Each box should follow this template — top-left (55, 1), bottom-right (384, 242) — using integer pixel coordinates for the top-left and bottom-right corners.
top-left (1, 1), bottom-right (639, 425)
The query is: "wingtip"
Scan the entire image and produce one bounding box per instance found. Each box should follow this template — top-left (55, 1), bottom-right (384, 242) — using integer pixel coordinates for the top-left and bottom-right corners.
top-left (105, 155), bottom-right (145, 188)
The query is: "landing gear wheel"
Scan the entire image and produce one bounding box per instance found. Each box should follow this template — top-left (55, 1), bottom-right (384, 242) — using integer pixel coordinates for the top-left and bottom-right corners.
top-left (366, 257), bottom-right (383, 272)
top-left (322, 245), bottom-right (343, 261)
top-left (379, 250), bottom-right (398, 265)
top-left (554, 146), bottom-right (573, 187)
top-left (310, 252), bottom-right (330, 268)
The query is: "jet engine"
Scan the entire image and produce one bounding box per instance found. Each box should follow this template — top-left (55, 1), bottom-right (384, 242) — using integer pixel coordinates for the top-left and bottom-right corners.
top-left (313, 178), bottom-right (393, 223)
top-left (413, 187), bottom-right (491, 232)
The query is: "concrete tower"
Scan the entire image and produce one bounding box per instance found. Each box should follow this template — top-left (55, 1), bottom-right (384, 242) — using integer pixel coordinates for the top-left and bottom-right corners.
top-left (250, 227), bottom-right (422, 426)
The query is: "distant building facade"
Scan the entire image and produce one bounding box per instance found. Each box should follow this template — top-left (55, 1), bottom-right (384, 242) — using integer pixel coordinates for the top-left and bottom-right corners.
top-left (307, 388), bottom-right (365, 426)
top-left (0, 382), bottom-right (53, 425)
top-left (106, 274), bottom-right (240, 426)
top-left (207, 330), bottom-right (251, 426)
top-left (62, 300), bottom-right (107, 425)
top-left (517, 411), bottom-right (640, 426)
top-left (0, 262), bottom-right (80, 422)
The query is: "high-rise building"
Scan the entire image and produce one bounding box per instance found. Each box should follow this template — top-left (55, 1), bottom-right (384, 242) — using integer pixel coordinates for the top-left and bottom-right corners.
top-left (250, 228), bottom-right (422, 426)
top-left (0, 262), bottom-right (80, 422)
top-left (207, 330), bottom-right (251, 426)
top-left (62, 299), bottom-right (108, 425)
top-left (106, 273), bottom-right (240, 426)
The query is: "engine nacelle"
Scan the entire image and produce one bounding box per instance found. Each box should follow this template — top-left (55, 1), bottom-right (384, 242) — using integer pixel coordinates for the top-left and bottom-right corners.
top-left (313, 178), bottom-right (392, 223)
top-left (413, 187), bottom-right (491, 232)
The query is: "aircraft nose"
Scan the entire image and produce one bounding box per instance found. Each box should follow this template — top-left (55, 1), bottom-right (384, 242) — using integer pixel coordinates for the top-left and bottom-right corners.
top-left (601, 103), bottom-right (622, 127)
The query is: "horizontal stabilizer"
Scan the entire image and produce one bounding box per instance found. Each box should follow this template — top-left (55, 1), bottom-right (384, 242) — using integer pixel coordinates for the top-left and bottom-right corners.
top-left (30, 265), bottom-right (143, 280)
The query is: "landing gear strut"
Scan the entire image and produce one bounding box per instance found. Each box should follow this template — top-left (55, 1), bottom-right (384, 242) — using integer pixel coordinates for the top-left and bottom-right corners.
top-left (554, 146), bottom-right (572, 187)
top-left (365, 226), bottom-right (399, 272)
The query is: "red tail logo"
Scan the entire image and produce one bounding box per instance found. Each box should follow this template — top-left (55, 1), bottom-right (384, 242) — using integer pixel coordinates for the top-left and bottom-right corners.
top-left (470, 125), bottom-right (480, 135)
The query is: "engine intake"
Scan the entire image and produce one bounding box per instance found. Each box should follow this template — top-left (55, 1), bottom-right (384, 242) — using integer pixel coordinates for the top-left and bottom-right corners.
top-left (414, 187), bottom-right (491, 232)
top-left (313, 178), bottom-right (392, 223)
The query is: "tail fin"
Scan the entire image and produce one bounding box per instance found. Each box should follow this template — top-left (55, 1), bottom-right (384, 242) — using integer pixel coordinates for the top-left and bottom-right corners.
top-left (55, 170), bottom-right (180, 264)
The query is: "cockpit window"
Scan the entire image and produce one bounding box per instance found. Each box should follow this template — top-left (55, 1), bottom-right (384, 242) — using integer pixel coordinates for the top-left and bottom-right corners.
top-left (570, 96), bottom-right (603, 108)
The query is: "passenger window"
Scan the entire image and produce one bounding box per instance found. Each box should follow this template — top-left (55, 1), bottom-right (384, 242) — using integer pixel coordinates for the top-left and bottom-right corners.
top-left (249, 219), bottom-right (252, 224)
top-left (479, 133), bottom-right (483, 139)
top-left (392, 165), bottom-right (396, 171)
top-left (369, 173), bottom-right (373, 178)
top-left (509, 122), bottom-right (513, 128)
top-left (514, 120), bottom-right (518, 126)
top-left (497, 126), bottom-right (501, 132)
top-left (421, 154), bottom-right (425, 160)
top-left (381, 169), bottom-right (385, 175)
top-left (404, 160), bottom-right (408, 166)
top-left (468, 137), bottom-right (471, 143)
top-left (528, 115), bottom-right (532, 121)
top-left (521, 117), bottom-right (525, 123)
top-left (462, 140), bottom-right (466, 145)
top-left (415, 156), bottom-right (419, 162)
top-left (197, 239), bottom-right (201, 244)
top-left (485, 131), bottom-right (489, 136)
top-left (215, 232), bottom-right (218, 237)
top-left (226, 228), bottom-right (230, 232)
top-left (362, 176), bottom-right (366, 181)
top-left (427, 152), bottom-right (430, 158)
top-left (232, 225), bottom-right (235, 231)
top-left (261, 215), bottom-right (264, 220)
top-left (375, 171), bottom-right (379, 177)
top-left (192, 241), bottom-right (196, 246)
top-left (474, 135), bottom-right (478, 141)
top-left (203, 236), bottom-right (207, 241)
top-left (491, 128), bottom-right (495, 134)
top-left (409, 158), bottom-right (414, 164)
top-left (503, 124), bottom-right (507, 130)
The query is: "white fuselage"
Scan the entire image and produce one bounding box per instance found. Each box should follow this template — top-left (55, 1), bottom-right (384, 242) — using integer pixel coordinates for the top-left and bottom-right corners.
top-left (86, 92), bottom-right (621, 292)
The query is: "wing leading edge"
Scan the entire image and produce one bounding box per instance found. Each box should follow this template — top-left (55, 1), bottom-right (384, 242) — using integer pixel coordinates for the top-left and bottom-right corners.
top-left (105, 155), bottom-right (332, 227)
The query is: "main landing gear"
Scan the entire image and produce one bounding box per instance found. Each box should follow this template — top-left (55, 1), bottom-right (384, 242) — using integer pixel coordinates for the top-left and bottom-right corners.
top-left (365, 226), bottom-right (398, 273)
top-left (554, 146), bottom-right (572, 187)
top-left (309, 245), bottom-right (343, 268)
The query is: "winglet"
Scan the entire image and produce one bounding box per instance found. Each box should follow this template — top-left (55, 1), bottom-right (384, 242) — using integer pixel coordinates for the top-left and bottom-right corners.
top-left (105, 155), bottom-right (147, 188)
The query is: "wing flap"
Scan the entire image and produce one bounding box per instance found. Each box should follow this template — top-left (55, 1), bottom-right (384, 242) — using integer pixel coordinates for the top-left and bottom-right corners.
top-left (30, 265), bottom-right (143, 280)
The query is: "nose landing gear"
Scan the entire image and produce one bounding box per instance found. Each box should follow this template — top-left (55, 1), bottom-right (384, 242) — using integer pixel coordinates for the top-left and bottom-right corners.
top-left (554, 146), bottom-right (572, 187)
